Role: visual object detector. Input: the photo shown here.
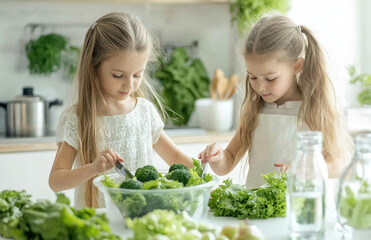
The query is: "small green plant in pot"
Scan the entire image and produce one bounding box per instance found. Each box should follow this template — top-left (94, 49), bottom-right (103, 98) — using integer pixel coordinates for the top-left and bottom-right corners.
top-left (349, 66), bottom-right (371, 106)
top-left (25, 33), bottom-right (80, 80)
top-left (230, 0), bottom-right (291, 36)
top-left (153, 48), bottom-right (209, 126)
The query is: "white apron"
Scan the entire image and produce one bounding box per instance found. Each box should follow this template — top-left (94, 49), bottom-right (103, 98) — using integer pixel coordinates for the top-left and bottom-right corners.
top-left (246, 101), bottom-right (309, 189)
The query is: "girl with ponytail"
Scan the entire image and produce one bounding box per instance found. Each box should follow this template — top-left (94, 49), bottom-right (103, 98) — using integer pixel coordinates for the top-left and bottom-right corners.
top-left (199, 15), bottom-right (353, 189)
top-left (49, 12), bottom-right (192, 208)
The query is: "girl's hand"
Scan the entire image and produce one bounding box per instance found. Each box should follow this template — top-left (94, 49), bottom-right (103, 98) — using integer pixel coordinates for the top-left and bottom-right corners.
top-left (93, 148), bottom-right (124, 174)
top-left (274, 162), bottom-right (292, 173)
top-left (198, 143), bottom-right (224, 164)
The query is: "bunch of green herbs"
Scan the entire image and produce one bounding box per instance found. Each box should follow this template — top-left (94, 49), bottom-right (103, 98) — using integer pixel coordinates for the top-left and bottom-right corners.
top-left (153, 48), bottom-right (209, 126)
top-left (208, 171), bottom-right (287, 219)
top-left (25, 33), bottom-right (80, 80)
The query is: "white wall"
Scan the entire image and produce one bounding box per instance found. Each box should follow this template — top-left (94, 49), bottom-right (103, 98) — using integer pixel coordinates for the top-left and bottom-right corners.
top-left (0, 0), bottom-right (369, 135)
top-left (0, 1), bottom-right (234, 134)
top-left (288, 0), bottom-right (359, 108)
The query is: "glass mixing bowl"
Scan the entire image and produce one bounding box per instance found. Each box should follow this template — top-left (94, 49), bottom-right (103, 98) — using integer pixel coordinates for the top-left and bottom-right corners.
top-left (93, 173), bottom-right (218, 222)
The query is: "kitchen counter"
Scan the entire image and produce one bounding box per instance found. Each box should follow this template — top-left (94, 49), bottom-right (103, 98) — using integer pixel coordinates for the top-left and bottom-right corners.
top-left (99, 208), bottom-right (340, 240)
top-left (0, 129), bottom-right (234, 153)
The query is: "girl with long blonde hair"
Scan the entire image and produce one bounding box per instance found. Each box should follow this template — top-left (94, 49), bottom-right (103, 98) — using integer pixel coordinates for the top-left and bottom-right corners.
top-left (49, 12), bottom-right (192, 208)
top-left (199, 15), bottom-right (353, 188)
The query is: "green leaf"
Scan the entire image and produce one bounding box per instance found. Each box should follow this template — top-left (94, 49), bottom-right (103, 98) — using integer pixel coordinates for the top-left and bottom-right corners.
top-left (152, 48), bottom-right (209, 126)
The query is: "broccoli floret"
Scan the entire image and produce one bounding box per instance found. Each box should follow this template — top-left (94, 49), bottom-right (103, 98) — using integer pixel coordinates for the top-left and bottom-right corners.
top-left (120, 179), bottom-right (143, 189)
top-left (135, 168), bottom-right (160, 183)
top-left (142, 165), bottom-right (158, 172)
top-left (142, 194), bottom-right (172, 214)
top-left (169, 163), bottom-right (188, 173)
top-left (120, 194), bottom-right (146, 218)
top-left (166, 169), bottom-right (192, 186)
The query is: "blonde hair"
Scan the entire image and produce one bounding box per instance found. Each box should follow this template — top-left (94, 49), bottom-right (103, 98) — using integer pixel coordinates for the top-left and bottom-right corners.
top-left (236, 15), bottom-right (353, 172)
top-left (76, 12), bottom-right (164, 208)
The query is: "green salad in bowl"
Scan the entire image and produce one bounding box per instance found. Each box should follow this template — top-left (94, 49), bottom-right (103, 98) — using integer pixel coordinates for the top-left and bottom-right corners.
top-left (93, 159), bottom-right (218, 222)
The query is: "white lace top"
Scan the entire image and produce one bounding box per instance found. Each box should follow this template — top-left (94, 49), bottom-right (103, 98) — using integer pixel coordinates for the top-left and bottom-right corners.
top-left (56, 98), bottom-right (164, 209)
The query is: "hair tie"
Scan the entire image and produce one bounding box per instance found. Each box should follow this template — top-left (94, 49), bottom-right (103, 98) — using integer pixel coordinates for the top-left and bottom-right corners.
top-left (91, 22), bottom-right (97, 30)
top-left (296, 25), bottom-right (302, 34)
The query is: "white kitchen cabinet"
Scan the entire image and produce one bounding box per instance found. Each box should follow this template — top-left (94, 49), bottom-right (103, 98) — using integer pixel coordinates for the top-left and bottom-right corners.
top-left (0, 141), bottom-right (244, 206)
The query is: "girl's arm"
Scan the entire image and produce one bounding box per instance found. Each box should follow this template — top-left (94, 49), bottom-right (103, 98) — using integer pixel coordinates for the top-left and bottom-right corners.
top-left (49, 142), bottom-right (121, 192)
top-left (153, 131), bottom-right (193, 168)
top-left (198, 130), bottom-right (243, 176)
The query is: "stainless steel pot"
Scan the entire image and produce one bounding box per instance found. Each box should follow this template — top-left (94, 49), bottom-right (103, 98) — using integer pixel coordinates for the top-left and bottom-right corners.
top-left (0, 87), bottom-right (63, 137)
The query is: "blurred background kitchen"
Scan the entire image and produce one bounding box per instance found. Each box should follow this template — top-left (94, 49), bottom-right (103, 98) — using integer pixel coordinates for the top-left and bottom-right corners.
top-left (0, 0), bottom-right (370, 203)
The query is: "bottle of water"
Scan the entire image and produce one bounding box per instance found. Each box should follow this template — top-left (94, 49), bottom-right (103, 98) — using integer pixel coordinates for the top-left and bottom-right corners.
top-left (337, 134), bottom-right (371, 239)
top-left (287, 131), bottom-right (328, 239)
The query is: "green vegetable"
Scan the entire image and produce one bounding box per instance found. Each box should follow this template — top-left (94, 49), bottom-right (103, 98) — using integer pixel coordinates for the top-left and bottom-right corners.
top-left (56, 192), bottom-right (70, 206)
top-left (0, 190), bottom-right (31, 239)
top-left (120, 179), bottom-right (143, 190)
top-left (101, 160), bottom-right (214, 220)
top-left (101, 175), bottom-right (120, 188)
top-left (169, 163), bottom-right (188, 173)
top-left (135, 166), bottom-right (160, 182)
top-left (126, 210), bottom-right (264, 240)
top-left (25, 33), bottom-right (80, 80)
top-left (153, 48), bottom-right (209, 126)
top-left (126, 210), bottom-right (218, 240)
top-left (209, 171), bottom-right (287, 219)
top-left (230, 0), bottom-right (291, 36)
top-left (339, 181), bottom-right (371, 229)
top-left (349, 66), bottom-right (371, 105)
top-left (166, 169), bottom-right (192, 186)
top-left (0, 190), bottom-right (120, 240)
top-left (143, 178), bottom-right (183, 190)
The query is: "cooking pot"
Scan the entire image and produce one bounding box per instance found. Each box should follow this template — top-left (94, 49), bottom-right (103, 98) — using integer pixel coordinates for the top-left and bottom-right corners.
top-left (0, 87), bottom-right (63, 137)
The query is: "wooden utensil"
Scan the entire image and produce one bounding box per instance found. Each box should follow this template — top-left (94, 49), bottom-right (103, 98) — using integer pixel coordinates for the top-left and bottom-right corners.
top-left (223, 74), bottom-right (239, 99)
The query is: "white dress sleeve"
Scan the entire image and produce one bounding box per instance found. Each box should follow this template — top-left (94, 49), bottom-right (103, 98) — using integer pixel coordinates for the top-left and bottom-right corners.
top-left (148, 102), bottom-right (165, 144)
top-left (55, 106), bottom-right (80, 150)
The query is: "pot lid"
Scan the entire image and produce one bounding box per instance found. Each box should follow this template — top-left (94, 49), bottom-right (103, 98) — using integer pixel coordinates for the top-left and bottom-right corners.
top-left (11, 87), bottom-right (45, 103)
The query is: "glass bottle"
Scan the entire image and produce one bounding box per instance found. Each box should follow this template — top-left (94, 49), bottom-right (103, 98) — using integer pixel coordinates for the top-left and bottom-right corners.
top-left (337, 134), bottom-right (371, 239)
top-left (287, 131), bottom-right (328, 239)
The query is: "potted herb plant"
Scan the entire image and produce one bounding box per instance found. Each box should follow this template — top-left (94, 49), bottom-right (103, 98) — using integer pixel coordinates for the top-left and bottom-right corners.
top-left (153, 48), bottom-right (209, 126)
top-left (25, 33), bottom-right (80, 80)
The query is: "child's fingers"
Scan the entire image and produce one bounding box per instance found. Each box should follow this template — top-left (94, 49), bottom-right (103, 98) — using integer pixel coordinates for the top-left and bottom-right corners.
top-left (114, 152), bottom-right (124, 162)
top-left (106, 148), bottom-right (117, 162)
top-left (103, 152), bottom-right (115, 167)
top-left (200, 150), bottom-right (208, 163)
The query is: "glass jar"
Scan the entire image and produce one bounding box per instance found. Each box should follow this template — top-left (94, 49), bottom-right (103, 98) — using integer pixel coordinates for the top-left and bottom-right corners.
top-left (337, 134), bottom-right (371, 239)
top-left (287, 131), bottom-right (328, 239)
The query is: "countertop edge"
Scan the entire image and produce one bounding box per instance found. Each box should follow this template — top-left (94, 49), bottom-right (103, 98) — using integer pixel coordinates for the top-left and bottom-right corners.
top-left (0, 131), bottom-right (234, 153)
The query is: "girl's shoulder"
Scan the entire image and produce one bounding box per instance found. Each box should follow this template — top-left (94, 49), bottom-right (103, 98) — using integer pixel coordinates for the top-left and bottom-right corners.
top-left (60, 105), bottom-right (77, 120)
top-left (136, 97), bottom-right (157, 112)
top-left (57, 105), bottom-right (78, 128)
